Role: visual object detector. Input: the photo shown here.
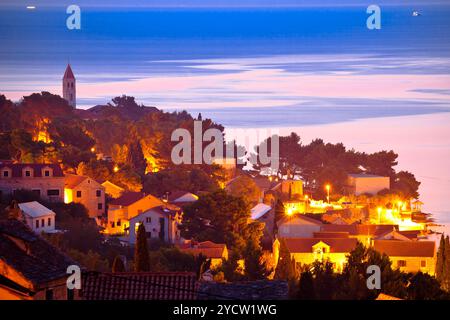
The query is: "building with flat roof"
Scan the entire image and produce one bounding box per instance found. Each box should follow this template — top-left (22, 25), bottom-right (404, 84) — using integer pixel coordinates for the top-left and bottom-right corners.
top-left (18, 201), bottom-right (56, 234)
top-left (347, 173), bottom-right (390, 195)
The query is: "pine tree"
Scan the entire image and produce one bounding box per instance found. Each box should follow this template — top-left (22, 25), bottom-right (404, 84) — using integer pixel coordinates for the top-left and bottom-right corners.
top-left (244, 240), bottom-right (271, 281)
top-left (297, 270), bottom-right (316, 300)
top-left (112, 255), bottom-right (126, 273)
top-left (274, 239), bottom-right (296, 280)
top-left (134, 224), bottom-right (150, 272)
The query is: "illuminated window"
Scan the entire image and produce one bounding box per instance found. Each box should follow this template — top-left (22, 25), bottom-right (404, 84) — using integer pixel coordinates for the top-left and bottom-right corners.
top-left (397, 260), bottom-right (407, 267)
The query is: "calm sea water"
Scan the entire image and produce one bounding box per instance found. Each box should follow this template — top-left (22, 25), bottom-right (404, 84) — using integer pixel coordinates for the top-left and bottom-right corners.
top-left (1, 5), bottom-right (450, 228)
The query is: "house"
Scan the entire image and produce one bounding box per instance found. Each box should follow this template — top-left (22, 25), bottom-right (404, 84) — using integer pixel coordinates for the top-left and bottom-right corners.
top-left (373, 240), bottom-right (436, 275)
top-left (280, 179), bottom-right (303, 198)
top-left (128, 204), bottom-right (182, 244)
top-left (101, 180), bottom-right (124, 199)
top-left (177, 241), bottom-right (228, 269)
top-left (251, 203), bottom-right (272, 220)
top-left (277, 215), bottom-right (322, 238)
top-left (106, 192), bottom-right (165, 234)
top-left (0, 219), bottom-right (81, 300)
top-left (284, 200), bottom-right (307, 215)
top-left (279, 237), bottom-right (358, 272)
top-left (347, 173), bottom-right (390, 195)
top-left (249, 175), bottom-right (281, 203)
top-left (320, 224), bottom-right (400, 247)
top-left (81, 272), bottom-right (198, 300)
top-left (162, 190), bottom-right (199, 206)
top-left (251, 203), bottom-right (275, 245)
top-left (17, 201), bottom-right (56, 234)
top-left (0, 163), bottom-right (65, 202)
top-left (64, 174), bottom-right (105, 219)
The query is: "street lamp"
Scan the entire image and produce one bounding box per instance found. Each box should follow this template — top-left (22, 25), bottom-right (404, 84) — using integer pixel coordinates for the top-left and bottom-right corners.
top-left (377, 207), bottom-right (382, 224)
top-left (325, 184), bottom-right (331, 204)
top-left (397, 201), bottom-right (403, 213)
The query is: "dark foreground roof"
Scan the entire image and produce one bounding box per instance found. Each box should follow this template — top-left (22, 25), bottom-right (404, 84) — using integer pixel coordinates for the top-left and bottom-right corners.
top-left (82, 272), bottom-right (199, 300)
top-left (198, 280), bottom-right (288, 300)
top-left (0, 219), bottom-right (77, 290)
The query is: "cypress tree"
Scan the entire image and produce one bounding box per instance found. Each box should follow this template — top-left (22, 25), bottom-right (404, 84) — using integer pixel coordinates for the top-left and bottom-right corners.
top-left (274, 239), bottom-right (296, 280)
top-left (273, 199), bottom-right (285, 235)
top-left (112, 255), bottom-right (126, 273)
top-left (443, 236), bottom-right (450, 291)
top-left (134, 224), bottom-right (150, 272)
top-left (436, 234), bottom-right (445, 285)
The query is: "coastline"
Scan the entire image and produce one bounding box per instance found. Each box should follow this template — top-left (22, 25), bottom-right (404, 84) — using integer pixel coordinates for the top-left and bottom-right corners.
top-left (223, 111), bottom-right (450, 235)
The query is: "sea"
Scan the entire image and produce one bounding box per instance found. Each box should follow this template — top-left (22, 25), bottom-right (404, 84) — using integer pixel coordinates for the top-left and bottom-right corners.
top-left (1, 4), bottom-right (450, 233)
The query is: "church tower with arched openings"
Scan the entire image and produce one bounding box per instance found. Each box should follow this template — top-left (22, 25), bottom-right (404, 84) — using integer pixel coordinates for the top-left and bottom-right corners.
top-left (63, 64), bottom-right (76, 108)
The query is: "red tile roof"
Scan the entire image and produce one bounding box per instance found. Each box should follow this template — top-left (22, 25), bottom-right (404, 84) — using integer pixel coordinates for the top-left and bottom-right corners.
top-left (283, 237), bottom-right (358, 253)
top-left (313, 232), bottom-right (350, 239)
top-left (82, 272), bottom-right (198, 300)
top-left (0, 163), bottom-right (64, 178)
top-left (177, 241), bottom-right (227, 259)
top-left (321, 224), bottom-right (398, 236)
top-left (278, 214), bottom-right (323, 226)
top-left (64, 174), bottom-right (88, 189)
top-left (109, 192), bottom-right (147, 206)
top-left (373, 240), bottom-right (435, 257)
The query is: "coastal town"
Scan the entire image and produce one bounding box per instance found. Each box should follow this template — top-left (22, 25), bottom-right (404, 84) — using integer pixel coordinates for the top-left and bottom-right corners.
top-left (0, 64), bottom-right (449, 301)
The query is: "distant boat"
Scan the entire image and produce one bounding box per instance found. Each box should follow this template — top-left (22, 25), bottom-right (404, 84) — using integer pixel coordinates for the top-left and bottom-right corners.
top-left (412, 10), bottom-right (421, 17)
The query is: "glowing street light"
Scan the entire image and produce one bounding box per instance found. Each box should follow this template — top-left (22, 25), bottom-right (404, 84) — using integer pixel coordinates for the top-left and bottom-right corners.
top-left (113, 165), bottom-right (119, 173)
top-left (286, 207), bottom-right (293, 216)
top-left (377, 207), bottom-right (382, 224)
top-left (397, 201), bottom-right (403, 213)
top-left (90, 147), bottom-right (95, 153)
top-left (325, 184), bottom-right (331, 203)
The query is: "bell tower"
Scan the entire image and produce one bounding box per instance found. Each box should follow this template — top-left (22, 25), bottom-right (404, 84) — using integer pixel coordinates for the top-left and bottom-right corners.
top-left (63, 64), bottom-right (76, 108)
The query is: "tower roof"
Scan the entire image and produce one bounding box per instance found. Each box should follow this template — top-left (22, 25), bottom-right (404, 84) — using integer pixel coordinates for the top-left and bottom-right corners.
top-left (63, 64), bottom-right (75, 80)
